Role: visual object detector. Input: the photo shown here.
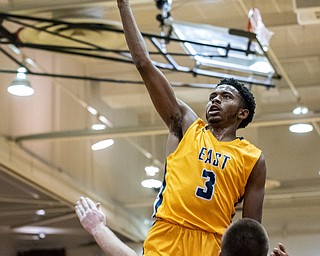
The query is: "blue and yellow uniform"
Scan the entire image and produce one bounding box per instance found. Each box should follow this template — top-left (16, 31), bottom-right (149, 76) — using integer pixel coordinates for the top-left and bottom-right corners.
top-left (143, 118), bottom-right (262, 256)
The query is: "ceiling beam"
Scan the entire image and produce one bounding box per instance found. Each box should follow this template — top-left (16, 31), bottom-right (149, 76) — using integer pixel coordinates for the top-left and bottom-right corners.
top-left (0, 139), bottom-right (149, 242)
top-left (10, 113), bottom-right (320, 143)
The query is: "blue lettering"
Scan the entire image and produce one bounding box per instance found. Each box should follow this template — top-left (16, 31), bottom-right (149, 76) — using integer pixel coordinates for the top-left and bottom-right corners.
top-left (212, 152), bottom-right (222, 166)
top-left (204, 149), bottom-right (213, 164)
top-left (198, 147), bottom-right (206, 161)
top-left (221, 155), bottom-right (231, 169)
top-left (198, 147), bottom-right (231, 170)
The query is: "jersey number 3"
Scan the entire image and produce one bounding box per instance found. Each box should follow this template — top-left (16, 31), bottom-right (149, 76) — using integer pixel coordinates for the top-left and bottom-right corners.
top-left (196, 169), bottom-right (216, 201)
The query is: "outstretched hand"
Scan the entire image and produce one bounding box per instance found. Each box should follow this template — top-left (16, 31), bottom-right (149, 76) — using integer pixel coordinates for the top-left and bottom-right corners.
top-left (75, 196), bottom-right (106, 235)
top-left (270, 243), bottom-right (289, 256)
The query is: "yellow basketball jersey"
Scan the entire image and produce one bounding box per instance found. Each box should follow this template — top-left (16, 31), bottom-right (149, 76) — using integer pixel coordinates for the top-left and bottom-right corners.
top-left (153, 118), bottom-right (262, 236)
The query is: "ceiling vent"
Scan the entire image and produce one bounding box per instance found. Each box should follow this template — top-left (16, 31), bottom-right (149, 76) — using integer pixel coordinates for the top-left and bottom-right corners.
top-left (293, 0), bottom-right (320, 25)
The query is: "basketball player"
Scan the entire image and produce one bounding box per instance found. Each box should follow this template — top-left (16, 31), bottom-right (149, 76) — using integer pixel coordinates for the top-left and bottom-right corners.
top-left (116, 0), bottom-right (267, 255)
top-left (75, 197), bottom-right (290, 256)
top-left (219, 218), bottom-right (269, 256)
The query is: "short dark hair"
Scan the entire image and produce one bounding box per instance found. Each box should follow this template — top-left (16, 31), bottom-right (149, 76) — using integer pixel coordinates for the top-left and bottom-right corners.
top-left (221, 218), bottom-right (269, 256)
top-left (217, 78), bottom-right (256, 129)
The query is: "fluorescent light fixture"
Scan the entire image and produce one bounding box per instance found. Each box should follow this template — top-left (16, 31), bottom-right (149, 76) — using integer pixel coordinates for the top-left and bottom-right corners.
top-left (91, 139), bottom-right (114, 151)
top-left (144, 165), bottom-right (160, 176)
top-left (25, 57), bottom-right (36, 66)
top-left (98, 115), bottom-right (113, 127)
top-left (289, 123), bottom-right (313, 133)
top-left (8, 44), bottom-right (21, 55)
top-left (171, 21), bottom-right (275, 77)
top-left (13, 226), bottom-right (65, 235)
top-left (141, 179), bottom-right (162, 189)
top-left (7, 67), bottom-right (34, 96)
top-left (91, 123), bottom-right (107, 130)
top-left (87, 105), bottom-right (98, 115)
top-left (292, 106), bottom-right (309, 115)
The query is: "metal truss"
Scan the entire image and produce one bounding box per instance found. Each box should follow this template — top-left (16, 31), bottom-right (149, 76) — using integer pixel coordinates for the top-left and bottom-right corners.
top-left (0, 12), bottom-right (281, 88)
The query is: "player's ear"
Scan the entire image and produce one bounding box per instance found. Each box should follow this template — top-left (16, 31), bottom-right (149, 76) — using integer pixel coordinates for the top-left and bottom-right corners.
top-left (238, 108), bottom-right (249, 120)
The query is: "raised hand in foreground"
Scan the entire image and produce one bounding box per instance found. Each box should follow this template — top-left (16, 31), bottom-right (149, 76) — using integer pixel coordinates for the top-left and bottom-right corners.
top-left (270, 243), bottom-right (289, 256)
top-left (75, 196), bottom-right (137, 256)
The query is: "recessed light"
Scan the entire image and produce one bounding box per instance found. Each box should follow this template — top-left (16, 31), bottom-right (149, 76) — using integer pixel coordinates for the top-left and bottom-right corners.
top-left (91, 139), bottom-right (114, 151)
top-left (144, 166), bottom-right (159, 176)
top-left (141, 179), bottom-right (162, 189)
top-left (289, 123), bottom-right (313, 133)
top-left (36, 209), bottom-right (46, 216)
top-left (292, 106), bottom-right (308, 115)
top-left (91, 123), bottom-right (107, 130)
top-left (38, 232), bottom-right (46, 239)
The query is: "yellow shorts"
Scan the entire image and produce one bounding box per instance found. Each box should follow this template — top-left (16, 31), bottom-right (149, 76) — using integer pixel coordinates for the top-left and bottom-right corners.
top-left (143, 219), bottom-right (221, 256)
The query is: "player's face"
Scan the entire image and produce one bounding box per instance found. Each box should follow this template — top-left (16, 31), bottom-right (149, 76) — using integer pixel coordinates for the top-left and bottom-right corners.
top-left (205, 84), bottom-right (244, 126)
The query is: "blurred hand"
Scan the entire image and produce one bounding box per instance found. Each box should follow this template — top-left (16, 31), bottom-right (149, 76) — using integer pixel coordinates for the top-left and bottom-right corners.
top-left (75, 196), bottom-right (106, 235)
top-left (270, 243), bottom-right (289, 256)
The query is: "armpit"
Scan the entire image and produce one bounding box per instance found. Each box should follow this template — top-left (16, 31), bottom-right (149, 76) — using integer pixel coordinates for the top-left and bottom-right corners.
top-left (170, 114), bottom-right (183, 140)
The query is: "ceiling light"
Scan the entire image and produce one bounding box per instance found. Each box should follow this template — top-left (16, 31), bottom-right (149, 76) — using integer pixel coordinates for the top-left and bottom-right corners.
top-left (36, 209), bottom-right (46, 216)
top-left (91, 139), bottom-right (114, 151)
top-left (25, 57), bottom-right (36, 66)
top-left (141, 179), bottom-right (162, 189)
top-left (98, 115), bottom-right (113, 127)
top-left (8, 44), bottom-right (21, 55)
top-left (7, 78), bottom-right (34, 96)
top-left (292, 106), bottom-right (309, 115)
top-left (87, 105), bottom-right (98, 115)
top-left (13, 226), bottom-right (63, 235)
top-left (7, 67), bottom-right (34, 96)
top-left (289, 123), bottom-right (313, 133)
top-left (91, 123), bottom-right (107, 130)
top-left (38, 232), bottom-right (46, 239)
top-left (144, 166), bottom-right (160, 176)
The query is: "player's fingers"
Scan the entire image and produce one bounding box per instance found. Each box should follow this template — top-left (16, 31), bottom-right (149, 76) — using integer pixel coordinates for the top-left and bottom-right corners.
top-left (80, 196), bottom-right (90, 210)
top-left (272, 248), bottom-right (280, 255)
top-left (86, 197), bottom-right (97, 209)
top-left (75, 204), bottom-right (85, 216)
top-left (75, 205), bottom-right (82, 218)
top-left (278, 243), bottom-right (286, 252)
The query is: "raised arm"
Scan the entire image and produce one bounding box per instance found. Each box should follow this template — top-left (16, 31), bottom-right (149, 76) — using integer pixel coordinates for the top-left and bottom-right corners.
top-left (242, 153), bottom-right (267, 222)
top-left (117, 0), bottom-right (197, 132)
top-left (75, 197), bottom-right (137, 256)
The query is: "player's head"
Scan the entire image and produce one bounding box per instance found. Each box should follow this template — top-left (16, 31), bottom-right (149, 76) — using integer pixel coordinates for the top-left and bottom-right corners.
top-left (216, 78), bottom-right (256, 129)
top-left (219, 218), bottom-right (269, 256)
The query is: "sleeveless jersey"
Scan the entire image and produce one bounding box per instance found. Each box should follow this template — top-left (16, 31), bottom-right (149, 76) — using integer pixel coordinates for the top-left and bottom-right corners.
top-left (153, 118), bottom-right (262, 236)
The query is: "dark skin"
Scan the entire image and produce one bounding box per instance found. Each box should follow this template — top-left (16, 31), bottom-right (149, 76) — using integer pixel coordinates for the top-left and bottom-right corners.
top-left (117, 0), bottom-right (266, 222)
